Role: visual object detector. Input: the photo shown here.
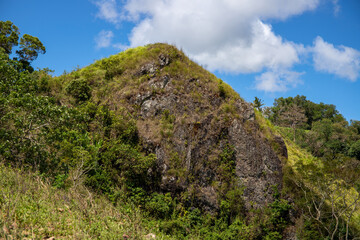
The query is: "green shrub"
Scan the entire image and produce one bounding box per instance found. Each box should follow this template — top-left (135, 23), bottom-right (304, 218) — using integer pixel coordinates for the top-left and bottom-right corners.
top-left (217, 144), bottom-right (236, 184)
top-left (65, 79), bottom-right (91, 102)
top-left (146, 193), bottom-right (174, 218)
top-left (261, 186), bottom-right (292, 238)
top-left (349, 140), bottom-right (360, 160)
top-left (52, 174), bottom-right (68, 189)
top-left (160, 219), bottom-right (188, 237)
top-left (218, 80), bottom-right (226, 98)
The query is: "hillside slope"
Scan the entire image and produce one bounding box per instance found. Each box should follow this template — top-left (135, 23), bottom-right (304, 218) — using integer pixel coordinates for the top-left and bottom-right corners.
top-left (255, 110), bottom-right (360, 238)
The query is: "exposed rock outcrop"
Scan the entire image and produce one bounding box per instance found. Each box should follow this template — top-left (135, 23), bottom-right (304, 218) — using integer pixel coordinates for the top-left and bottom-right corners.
top-left (99, 44), bottom-right (285, 212)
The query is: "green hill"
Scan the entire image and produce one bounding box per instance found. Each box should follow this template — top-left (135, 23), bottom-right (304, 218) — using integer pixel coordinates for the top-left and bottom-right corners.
top-left (1, 42), bottom-right (359, 239)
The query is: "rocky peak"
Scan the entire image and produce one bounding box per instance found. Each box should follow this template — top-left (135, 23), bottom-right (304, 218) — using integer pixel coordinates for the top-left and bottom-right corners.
top-left (79, 43), bottom-right (285, 212)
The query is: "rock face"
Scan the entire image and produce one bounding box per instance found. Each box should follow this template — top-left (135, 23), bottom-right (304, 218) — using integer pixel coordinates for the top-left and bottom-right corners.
top-left (136, 94), bottom-right (282, 211)
top-left (229, 118), bottom-right (282, 208)
top-left (103, 44), bottom-right (284, 212)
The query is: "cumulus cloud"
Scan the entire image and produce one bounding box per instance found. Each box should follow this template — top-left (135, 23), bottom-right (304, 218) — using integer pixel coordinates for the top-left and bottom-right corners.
top-left (313, 37), bottom-right (360, 81)
top-left (95, 30), bottom-right (114, 49)
top-left (192, 21), bottom-right (299, 73)
top-left (123, 0), bottom-right (318, 54)
top-left (97, 0), bottom-right (360, 92)
top-left (95, 0), bottom-right (318, 63)
top-left (255, 70), bottom-right (303, 92)
top-left (95, 0), bottom-right (120, 25)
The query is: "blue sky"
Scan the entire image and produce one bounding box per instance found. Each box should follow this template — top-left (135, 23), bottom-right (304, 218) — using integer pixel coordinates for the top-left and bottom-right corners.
top-left (1, 0), bottom-right (360, 121)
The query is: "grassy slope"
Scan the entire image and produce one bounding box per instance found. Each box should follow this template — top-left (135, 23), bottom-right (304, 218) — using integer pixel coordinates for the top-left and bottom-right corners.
top-left (255, 110), bottom-right (360, 234)
top-left (0, 163), bottom-right (177, 240)
top-left (282, 131), bottom-right (360, 233)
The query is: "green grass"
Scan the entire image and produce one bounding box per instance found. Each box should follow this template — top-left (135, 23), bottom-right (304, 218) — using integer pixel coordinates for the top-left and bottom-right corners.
top-left (0, 163), bottom-right (173, 240)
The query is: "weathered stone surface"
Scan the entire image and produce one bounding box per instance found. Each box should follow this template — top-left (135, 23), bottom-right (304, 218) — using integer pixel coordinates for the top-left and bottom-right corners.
top-left (149, 75), bottom-right (170, 90)
top-left (139, 63), bottom-right (158, 76)
top-left (158, 54), bottom-right (170, 67)
top-left (274, 135), bottom-right (288, 159)
top-left (120, 45), bottom-right (285, 213)
top-left (133, 86), bottom-right (283, 212)
top-left (228, 118), bottom-right (282, 208)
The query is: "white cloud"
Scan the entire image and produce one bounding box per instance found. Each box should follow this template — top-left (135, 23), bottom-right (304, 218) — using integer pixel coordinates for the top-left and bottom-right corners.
top-left (94, 0), bottom-right (318, 67)
top-left (95, 0), bottom-right (120, 25)
top-left (118, 0), bottom-right (319, 93)
top-left (313, 36), bottom-right (360, 81)
top-left (95, 30), bottom-right (114, 49)
top-left (191, 21), bottom-right (299, 73)
top-left (123, 0), bottom-right (318, 54)
top-left (255, 70), bottom-right (303, 92)
top-left (332, 0), bottom-right (340, 16)
top-left (97, 0), bottom-right (360, 92)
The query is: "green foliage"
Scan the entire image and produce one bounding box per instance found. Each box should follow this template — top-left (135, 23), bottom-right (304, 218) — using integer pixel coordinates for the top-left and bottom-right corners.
top-left (99, 140), bottom-right (156, 189)
top-left (270, 95), bottom-right (345, 129)
top-left (218, 80), bottom-right (226, 98)
top-left (0, 20), bottom-right (19, 55)
top-left (258, 186), bottom-right (292, 239)
top-left (0, 164), bottom-right (171, 240)
top-left (65, 79), bottom-right (92, 102)
top-left (161, 109), bottom-right (176, 138)
top-left (349, 140), bottom-right (360, 160)
top-left (217, 144), bottom-right (236, 184)
top-left (146, 193), bottom-right (174, 218)
top-left (52, 173), bottom-right (69, 189)
top-left (350, 120), bottom-right (360, 135)
top-left (102, 58), bottom-right (124, 80)
top-left (16, 34), bottom-right (46, 62)
top-left (218, 188), bottom-right (245, 225)
top-left (268, 95), bottom-right (360, 161)
top-left (267, 198), bottom-right (292, 234)
top-left (296, 219), bottom-right (323, 240)
top-left (0, 21), bottom-right (45, 72)
top-left (0, 41), bottom-right (157, 205)
top-left (253, 96), bottom-right (264, 110)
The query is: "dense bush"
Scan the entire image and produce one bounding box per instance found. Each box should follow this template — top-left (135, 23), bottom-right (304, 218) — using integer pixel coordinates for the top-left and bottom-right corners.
top-left (349, 140), bottom-right (360, 160)
top-left (65, 78), bottom-right (91, 102)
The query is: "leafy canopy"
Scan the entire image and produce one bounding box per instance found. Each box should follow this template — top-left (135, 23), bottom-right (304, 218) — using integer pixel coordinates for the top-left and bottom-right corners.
top-left (0, 20), bottom-right (19, 55)
top-left (0, 21), bottom-right (46, 72)
top-left (16, 34), bottom-right (46, 62)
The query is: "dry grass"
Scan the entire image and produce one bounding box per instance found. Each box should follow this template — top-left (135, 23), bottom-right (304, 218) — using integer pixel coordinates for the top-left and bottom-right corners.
top-left (0, 163), bottom-right (173, 240)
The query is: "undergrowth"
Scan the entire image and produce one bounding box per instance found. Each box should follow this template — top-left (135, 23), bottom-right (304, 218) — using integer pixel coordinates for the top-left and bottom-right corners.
top-left (0, 163), bottom-right (169, 240)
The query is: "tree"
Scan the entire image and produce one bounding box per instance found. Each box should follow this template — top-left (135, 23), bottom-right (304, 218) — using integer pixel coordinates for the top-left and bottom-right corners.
top-left (0, 21), bottom-right (45, 72)
top-left (279, 104), bottom-right (307, 142)
top-left (295, 158), bottom-right (360, 240)
top-left (253, 96), bottom-right (264, 111)
top-left (16, 34), bottom-right (46, 63)
top-left (270, 95), bottom-right (345, 129)
top-left (349, 140), bottom-right (360, 160)
top-left (350, 120), bottom-right (360, 135)
top-left (0, 20), bottom-right (19, 55)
